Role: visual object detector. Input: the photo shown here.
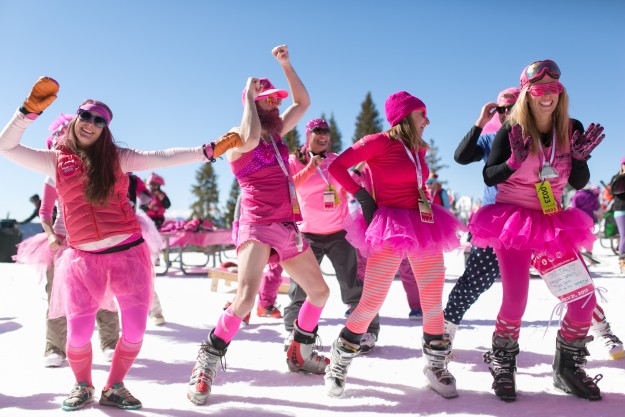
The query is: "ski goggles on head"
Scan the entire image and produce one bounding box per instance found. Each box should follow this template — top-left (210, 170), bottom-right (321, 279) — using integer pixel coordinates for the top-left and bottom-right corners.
top-left (521, 60), bottom-right (561, 88)
top-left (527, 81), bottom-right (564, 97)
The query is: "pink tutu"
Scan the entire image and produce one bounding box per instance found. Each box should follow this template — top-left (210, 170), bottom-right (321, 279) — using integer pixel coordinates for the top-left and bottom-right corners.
top-left (136, 210), bottom-right (165, 259)
top-left (468, 203), bottom-right (595, 256)
top-left (14, 233), bottom-right (63, 279)
top-left (49, 242), bottom-right (153, 320)
top-left (344, 205), bottom-right (467, 258)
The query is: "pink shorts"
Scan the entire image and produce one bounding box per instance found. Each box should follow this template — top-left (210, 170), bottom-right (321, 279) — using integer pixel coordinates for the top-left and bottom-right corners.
top-left (237, 222), bottom-right (309, 263)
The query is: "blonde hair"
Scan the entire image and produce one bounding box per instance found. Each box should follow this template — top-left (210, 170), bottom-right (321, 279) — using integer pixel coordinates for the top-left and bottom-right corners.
top-left (386, 114), bottom-right (430, 151)
top-left (506, 87), bottom-right (570, 155)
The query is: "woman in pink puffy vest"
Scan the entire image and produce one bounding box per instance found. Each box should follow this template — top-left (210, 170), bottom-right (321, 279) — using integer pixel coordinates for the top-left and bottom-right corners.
top-left (0, 76), bottom-right (239, 411)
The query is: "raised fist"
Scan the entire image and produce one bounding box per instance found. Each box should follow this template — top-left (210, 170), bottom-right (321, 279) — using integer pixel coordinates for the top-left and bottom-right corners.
top-left (23, 76), bottom-right (59, 114)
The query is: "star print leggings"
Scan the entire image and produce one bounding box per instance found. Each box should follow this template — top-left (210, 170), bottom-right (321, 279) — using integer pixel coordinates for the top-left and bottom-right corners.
top-left (443, 245), bottom-right (500, 325)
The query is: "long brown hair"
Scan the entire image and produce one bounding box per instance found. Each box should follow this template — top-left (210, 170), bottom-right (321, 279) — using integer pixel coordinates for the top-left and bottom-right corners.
top-left (507, 87), bottom-right (570, 155)
top-left (387, 114), bottom-right (430, 151)
top-left (61, 106), bottom-right (120, 205)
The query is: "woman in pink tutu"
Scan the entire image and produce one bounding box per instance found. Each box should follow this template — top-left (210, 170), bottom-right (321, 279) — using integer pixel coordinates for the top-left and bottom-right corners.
top-left (0, 77), bottom-right (240, 411)
top-left (325, 91), bottom-right (466, 399)
top-left (469, 60), bottom-right (605, 402)
top-left (15, 113), bottom-right (120, 369)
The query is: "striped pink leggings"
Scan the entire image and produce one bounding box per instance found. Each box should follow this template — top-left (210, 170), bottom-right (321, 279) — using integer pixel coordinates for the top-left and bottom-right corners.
top-left (346, 246), bottom-right (445, 336)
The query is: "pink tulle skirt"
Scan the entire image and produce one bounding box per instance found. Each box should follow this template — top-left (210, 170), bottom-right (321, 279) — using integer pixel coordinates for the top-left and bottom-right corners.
top-left (468, 203), bottom-right (596, 256)
top-left (136, 210), bottom-right (166, 259)
top-left (14, 233), bottom-right (62, 280)
top-left (344, 205), bottom-right (467, 258)
top-left (49, 242), bottom-right (153, 319)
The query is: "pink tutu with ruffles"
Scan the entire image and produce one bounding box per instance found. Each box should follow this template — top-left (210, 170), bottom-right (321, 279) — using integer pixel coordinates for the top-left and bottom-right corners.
top-left (136, 210), bottom-right (165, 259)
top-left (49, 242), bottom-right (153, 320)
top-left (344, 205), bottom-right (467, 258)
top-left (468, 203), bottom-right (596, 256)
top-left (14, 233), bottom-right (63, 280)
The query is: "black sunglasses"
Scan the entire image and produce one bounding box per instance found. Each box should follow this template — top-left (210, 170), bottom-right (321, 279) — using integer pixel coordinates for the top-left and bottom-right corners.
top-left (77, 109), bottom-right (108, 128)
top-left (496, 105), bottom-right (514, 115)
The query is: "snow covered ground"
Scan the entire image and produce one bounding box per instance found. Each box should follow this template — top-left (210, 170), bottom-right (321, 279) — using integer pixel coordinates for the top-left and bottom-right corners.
top-left (0, 240), bottom-right (623, 417)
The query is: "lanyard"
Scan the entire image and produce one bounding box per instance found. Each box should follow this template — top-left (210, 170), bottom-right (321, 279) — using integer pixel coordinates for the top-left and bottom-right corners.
top-left (537, 128), bottom-right (558, 180)
top-left (537, 128), bottom-right (556, 170)
top-left (308, 151), bottom-right (330, 186)
top-left (268, 134), bottom-right (290, 178)
top-left (400, 141), bottom-right (431, 206)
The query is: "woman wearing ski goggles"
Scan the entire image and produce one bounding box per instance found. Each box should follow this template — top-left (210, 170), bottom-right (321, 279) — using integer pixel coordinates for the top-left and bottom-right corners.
top-left (468, 59), bottom-right (607, 402)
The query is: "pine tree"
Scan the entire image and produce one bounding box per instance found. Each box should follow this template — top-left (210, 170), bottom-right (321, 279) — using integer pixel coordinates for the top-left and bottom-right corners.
top-left (283, 127), bottom-right (301, 153)
top-left (223, 178), bottom-right (241, 228)
top-left (189, 163), bottom-right (220, 223)
top-left (352, 92), bottom-right (383, 143)
top-left (425, 138), bottom-right (449, 177)
top-left (321, 112), bottom-right (343, 153)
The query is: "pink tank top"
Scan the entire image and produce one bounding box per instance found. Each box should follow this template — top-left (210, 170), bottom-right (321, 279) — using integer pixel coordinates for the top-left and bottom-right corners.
top-left (496, 142), bottom-right (572, 210)
top-left (230, 135), bottom-right (302, 225)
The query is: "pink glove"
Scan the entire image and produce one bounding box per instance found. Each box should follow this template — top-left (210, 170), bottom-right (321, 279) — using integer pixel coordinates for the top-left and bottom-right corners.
top-left (507, 124), bottom-right (531, 170)
top-left (570, 123), bottom-right (605, 161)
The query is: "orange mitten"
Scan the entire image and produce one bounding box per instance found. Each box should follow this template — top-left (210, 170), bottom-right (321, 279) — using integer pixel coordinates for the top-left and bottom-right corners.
top-left (23, 76), bottom-right (59, 114)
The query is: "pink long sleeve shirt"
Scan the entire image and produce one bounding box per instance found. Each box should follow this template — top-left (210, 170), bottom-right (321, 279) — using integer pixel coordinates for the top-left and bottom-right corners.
top-left (329, 133), bottom-right (430, 209)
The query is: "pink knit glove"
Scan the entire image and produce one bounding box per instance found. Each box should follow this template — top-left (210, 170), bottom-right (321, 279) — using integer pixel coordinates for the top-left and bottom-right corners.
top-left (507, 124), bottom-right (531, 170)
top-left (570, 123), bottom-right (605, 161)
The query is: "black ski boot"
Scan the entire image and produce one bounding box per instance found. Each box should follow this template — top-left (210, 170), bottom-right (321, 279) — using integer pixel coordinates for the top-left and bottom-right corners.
top-left (553, 331), bottom-right (602, 400)
top-left (483, 334), bottom-right (519, 402)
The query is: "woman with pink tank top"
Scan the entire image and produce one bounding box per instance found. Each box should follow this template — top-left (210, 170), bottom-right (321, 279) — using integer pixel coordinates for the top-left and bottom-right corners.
top-left (325, 91), bottom-right (466, 399)
top-left (0, 77), bottom-right (240, 411)
top-left (469, 60), bottom-right (606, 402)
top-left (186, 45), bottom-right (331, 407)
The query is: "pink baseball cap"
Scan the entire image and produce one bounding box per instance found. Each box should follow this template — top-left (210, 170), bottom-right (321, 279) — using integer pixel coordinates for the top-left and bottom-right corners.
top-left (497, 87), bottom-right (520, 106)
top-left (241, 78), bottom-right (289, 105)
top-left (385, 91), bottom-right (426, 127)
top-left (306, 118), bottom-right (329, 134)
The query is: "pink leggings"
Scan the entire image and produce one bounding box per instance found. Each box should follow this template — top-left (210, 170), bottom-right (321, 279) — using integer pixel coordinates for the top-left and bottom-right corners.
top-left (495, 246), bottom-right (596, 337)
top-left (347, 246), bottom-right (445, 336)
top-left (67, 295), bottom-right (149, 348)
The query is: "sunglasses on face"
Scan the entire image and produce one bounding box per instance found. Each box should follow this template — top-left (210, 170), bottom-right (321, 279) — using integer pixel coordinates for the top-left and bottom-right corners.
top-left (311, 128), bottom-right (331, 135)
top-left (525, 60), bottom-right (561, 83)
top-left (496, 105), bottom-right (514, 114)
top-left (528, 81), bottom-right (564, 97)
top-left (265, 96), bottom-right (282, 106)
top-left (77, 109), bottom-right (108, 128)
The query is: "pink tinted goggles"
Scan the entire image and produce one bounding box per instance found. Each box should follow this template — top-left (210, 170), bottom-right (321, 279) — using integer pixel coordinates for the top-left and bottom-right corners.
top-left (528, 81), bottom-right (564, 97)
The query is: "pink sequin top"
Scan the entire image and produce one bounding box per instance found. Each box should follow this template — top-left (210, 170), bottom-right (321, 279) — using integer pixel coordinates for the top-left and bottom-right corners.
top-left (230, 134), bottom-right (302, 225)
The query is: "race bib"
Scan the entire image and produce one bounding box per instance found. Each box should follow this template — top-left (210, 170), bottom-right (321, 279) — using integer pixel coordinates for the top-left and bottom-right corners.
top-left (532, 249), bottom-right (594, 303)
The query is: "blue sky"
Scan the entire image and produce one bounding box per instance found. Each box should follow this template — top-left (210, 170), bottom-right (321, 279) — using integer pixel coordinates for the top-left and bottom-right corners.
top-left (1, 1), bottom-right (623, 221)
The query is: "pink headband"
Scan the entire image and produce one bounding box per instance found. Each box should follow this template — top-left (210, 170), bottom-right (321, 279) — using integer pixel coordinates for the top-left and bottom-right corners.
top-left (79, 103), bottom-right (112, 124)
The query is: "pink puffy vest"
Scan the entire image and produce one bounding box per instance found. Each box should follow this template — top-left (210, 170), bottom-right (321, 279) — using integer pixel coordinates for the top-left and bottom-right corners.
top-left (55, 150), bottom-right (141, 247)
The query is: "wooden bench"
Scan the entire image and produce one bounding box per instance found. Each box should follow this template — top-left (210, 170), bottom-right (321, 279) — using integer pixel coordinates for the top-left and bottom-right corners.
top-left (207, 267), bottom-right (290, 294)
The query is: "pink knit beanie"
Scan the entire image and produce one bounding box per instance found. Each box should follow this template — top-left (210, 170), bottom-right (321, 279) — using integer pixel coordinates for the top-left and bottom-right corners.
top-left (385, 91), bottom-right (426, 126)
